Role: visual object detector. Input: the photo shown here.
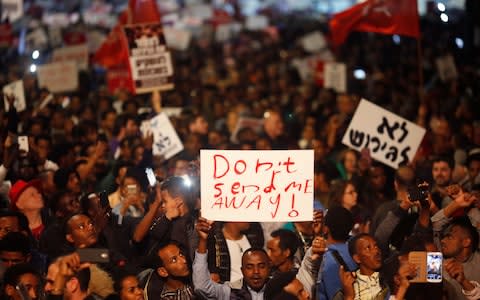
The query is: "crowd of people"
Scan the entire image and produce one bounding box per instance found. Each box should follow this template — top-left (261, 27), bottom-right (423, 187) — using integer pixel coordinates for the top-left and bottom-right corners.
top-left (0, 2), bottom-right (480, 299)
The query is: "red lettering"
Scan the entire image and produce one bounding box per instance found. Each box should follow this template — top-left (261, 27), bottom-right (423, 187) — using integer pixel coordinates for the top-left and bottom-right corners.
top-left (264, 170), bottom-right (280, 193)
top-left (225, 196), bottom-right (246, 208)
top-left (269, 194), bottom-right (281, 218)
top-left (304, 179), bottom-right (313, 194)
top-left (256, 159), bottom-right (273, 173)
top-left (282, 157), bottom-right (297, 173)
top-left (246, 194), bottom-right (261, 209)
top-left (243, 184), bottom-right (260, 193)
top-left (214, 183), bottom-right (224, 198)
top-left (234, 160), bottom-right (247, 175)
top-left (211, 197), bottom-right (224, 209)
top-left (231, 182), bottom-right (241, 195)
top-left (214, 154), bottom-right (229, 179)
top-left (284, 181), bottom-right (303, 192)
top-left (288, 194), bottom-right (299, 217)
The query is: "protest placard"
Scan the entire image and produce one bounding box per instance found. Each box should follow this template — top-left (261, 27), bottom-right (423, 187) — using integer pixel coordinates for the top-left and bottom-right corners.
top-left (3, 80), bottom-right (26, 112)
top-left (1, 0), bottom-right (23, 22)
top-left (52, 44), bottom-right (89, 70)
top-left (324, 62), bottom-right (347, 93)
top-left (37, 61), bottom-right (78, 93)
top-left (150, 113), bottom-right (184, 159)
top-left (342, 99), bottom-right (426, 169)
top-left (123, 23), bottom-right (174, 94)
top-left (200, 150), bottom-right (314, 222)
top-left (436, 54), bottom-right (458, 82)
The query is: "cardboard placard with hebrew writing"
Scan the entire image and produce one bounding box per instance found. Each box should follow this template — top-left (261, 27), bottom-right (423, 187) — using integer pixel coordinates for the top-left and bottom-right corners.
top-left (52, 44), bottom-right (89, 70)
top-left (37, 62), bottom-right (78, 93)
top-left (200, 150), bottom-right (314, 222)
top-left (150, 113), bottom-right (184, 160)
top-left (3, 80), bottom-right (26, 112)
top-left (324, 62), bottom-right (347, 93)
top-left (342, 99), bottom-right (426, 169)
top-left (123, 23), bottom-right (174, 94)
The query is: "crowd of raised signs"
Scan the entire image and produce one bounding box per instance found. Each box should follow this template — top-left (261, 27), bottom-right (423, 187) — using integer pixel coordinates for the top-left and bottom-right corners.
top-left (1, 3), bottom-right (480, 300)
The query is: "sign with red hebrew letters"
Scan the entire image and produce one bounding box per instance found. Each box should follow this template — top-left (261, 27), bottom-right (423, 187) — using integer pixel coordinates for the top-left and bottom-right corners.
top-left (342, 99), bottom-right (426, 169)
top-left (200, 150), bottom-right (314, 222)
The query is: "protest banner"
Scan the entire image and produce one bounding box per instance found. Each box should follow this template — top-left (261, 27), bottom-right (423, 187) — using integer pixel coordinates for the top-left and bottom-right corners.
top-left (1, 0), bottom-right (23, 22)
top-left (436, 54), bottom-right (457, 82)
top-left (342, 99), bottom-right (426, 169)
top-left (150, 113), bottom-right (184, 159)
top-left (3, 80), bottom-right (26, 112)
top-left (123, 23), bottom-right (174, 94)
top-left (324, 62), bottom-right (347, 93)
top-left (106, 65), bottom-right (135, 94)
top-left (52, 44), bottom-right (89, 70)
top-left (37, 61), bottom-right (78, 93)
top-left (200, 150), bottom-right (314, 222)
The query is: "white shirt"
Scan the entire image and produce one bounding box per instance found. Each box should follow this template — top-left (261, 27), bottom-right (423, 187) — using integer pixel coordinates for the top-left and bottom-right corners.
top-left (354, 270), bottom-right (382, 300)
top-left (226, 235), bottom-right (251, 283)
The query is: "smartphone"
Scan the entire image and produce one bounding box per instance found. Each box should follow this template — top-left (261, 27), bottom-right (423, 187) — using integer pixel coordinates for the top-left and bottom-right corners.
top-left (77, 248), bottom-right (110, 263)
top-left (126, 184), bottom-right (138, 195)
top-left (426, 252), bottom-right (442, 283)
top-left (16, 283), bottom-right (31, 300)
top-left (331, 249), bottom-right (350, 272)
top-left (18, 135), bottom-right (29, 153)
top-left (145, 168), bottom-right (156, 187)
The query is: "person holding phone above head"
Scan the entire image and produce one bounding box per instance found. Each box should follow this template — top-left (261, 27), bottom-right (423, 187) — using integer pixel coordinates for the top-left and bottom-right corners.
top-left (111, 168), bottom-right (146, 221)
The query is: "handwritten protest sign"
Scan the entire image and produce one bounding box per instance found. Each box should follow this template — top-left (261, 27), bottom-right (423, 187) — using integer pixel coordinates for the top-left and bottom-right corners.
top-left (245, 15), bottom-right (269, 31)
top-left (3, 80), bottom-right (26, 112)
top-left (37, 62), bottom-right (78, 93)
top-left (150, 113), bottom-right (184, 159)
top-left (342, 99), bottom-right (426, 169)
top-left (1, 0), bottom-right (23, 22)
top-left (123, 23), bottom-right (174, 94)
top-left (436, 54), bottom-right (457, 82)
top-left (200, 150), bottom-right (314, 222)
top-left (163, 27), bottom-right (191, 51)
top-left (324, 62), bottom-right (347, 93)
top-left (52, 44), bottom-right (89, 70)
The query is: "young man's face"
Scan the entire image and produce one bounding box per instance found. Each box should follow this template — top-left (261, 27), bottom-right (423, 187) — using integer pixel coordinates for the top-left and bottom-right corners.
top-left (353, 236), bottom-right (382, 274)
top-left (241, 250), bottom-right (270, 292)
top-left (157, 244), bottom-right (190, 278)
top-left (0, 217), bottom-right (20, 239)
top-left (0, 251), bottom-right (28, 268)
top-left (441, 225), bottom-right (466, 258)
top-left (66, 214), bottom-right (98, 248)
top-left (266, 237), bottom-right (289, 268)
top-left (8, 273), bottom-right (40, 300)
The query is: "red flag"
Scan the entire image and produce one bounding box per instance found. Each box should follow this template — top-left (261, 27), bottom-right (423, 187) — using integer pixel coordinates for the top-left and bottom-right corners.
top-left (329, 0), bottom-right (420, 46)
top-left (93, 0), bottom-right (161, 68)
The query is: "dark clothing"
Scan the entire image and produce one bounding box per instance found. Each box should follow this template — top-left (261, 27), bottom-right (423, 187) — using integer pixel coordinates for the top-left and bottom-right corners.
top-left (207, 222), bottom-right (264, 283)
top-left (148, 214), bottom-right (197, 261)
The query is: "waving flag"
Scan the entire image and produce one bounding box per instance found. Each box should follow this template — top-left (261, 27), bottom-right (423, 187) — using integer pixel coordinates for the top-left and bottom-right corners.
top-left (329, 0), bottom-right (420, 46)
top-left (94, 0), bottom-right (161, 68)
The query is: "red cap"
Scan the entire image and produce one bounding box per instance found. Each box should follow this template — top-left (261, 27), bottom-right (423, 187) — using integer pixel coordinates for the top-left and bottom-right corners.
top-left (8, 179), bottom-right (42, 211)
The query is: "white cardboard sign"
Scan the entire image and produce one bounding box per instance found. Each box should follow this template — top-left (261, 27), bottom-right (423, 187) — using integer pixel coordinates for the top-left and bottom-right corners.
top-left (324, 62), bottom-right (347, 93)
top-left (245, 15), bottom-right (269, 31)
top-left (342, 99), bottom-right (426, 169)
top-left (52, 44), bottom-right (89, 70)
top-left (150, 113), bottom-right (184, 159)
top-left (435, 55), bottom-right (458, 82)
top-left (3, 80), bottom-right (26, 112)
top-left (200, 150), bottom-right (314, 222)
top-left (37, 61), bottom-right (78, 93)
top-left (1, 0), bottom-right (23, 22)
top-left (163, 27), bottom-right (192, 51)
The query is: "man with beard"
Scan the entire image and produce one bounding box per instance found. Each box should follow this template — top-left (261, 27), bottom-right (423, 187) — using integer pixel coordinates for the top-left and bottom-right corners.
top-left (431, 156), bottom-right (454, 208)
top-left (441, 217), bottom-right (480, 300)
top-left (141, 242), bottom-right (196, 300)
